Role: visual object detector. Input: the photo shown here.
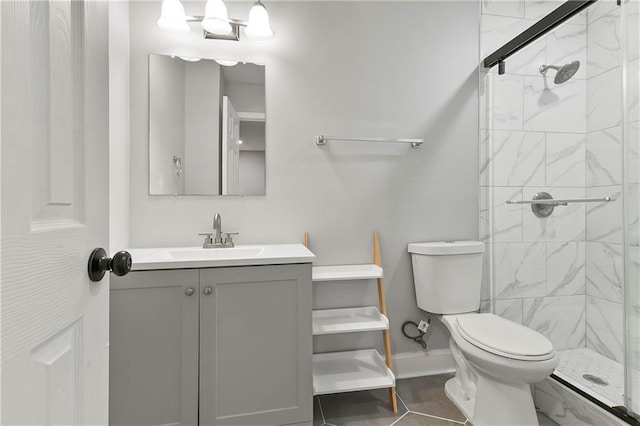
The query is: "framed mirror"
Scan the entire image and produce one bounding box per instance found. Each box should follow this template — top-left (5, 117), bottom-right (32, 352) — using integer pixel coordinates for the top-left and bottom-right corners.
top-left (149, 54), bottom-right (266, 196)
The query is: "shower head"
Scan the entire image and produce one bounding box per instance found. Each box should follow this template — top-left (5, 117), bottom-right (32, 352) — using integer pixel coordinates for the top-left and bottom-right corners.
top-left (539, 60), bottom-right (580, 84)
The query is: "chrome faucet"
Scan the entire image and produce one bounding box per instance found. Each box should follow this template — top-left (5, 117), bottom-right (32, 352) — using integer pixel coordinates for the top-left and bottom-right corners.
top-left (213, 213), bottom-right (223, 245)
top-left (200, 213), bottom-right (237, 248)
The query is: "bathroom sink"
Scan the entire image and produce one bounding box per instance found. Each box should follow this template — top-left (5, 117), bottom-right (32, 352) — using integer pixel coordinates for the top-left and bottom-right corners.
top-left (125, 244), bottom-right (315, 271)
top-left (169, 247), bottom-right (264, 260)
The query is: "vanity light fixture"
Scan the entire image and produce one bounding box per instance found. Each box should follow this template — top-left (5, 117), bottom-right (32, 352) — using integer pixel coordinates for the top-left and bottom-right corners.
top-left (214, 59), bottom-right (239, 66)
top-left (157, 0), bottom-right (190, 33)
top-left (157, 0), bottom-right (274, 41)
top-left (172, 55), bottom-right (202, 62)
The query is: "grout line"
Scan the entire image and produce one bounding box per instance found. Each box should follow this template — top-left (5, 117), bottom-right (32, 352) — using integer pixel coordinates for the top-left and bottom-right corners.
top-left (316, 396), bottom-right (327, 425)
top-left (409, 410), bottom-right (468, 425)
top-left (397, 387), bottom-right (466, 425)
top-left (396, 392), bottom-right (411, 413)
top-left (389, 411), bottom-right (410, 426)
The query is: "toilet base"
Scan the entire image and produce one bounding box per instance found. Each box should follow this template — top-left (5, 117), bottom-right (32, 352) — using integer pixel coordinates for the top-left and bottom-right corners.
top-left (445, 373), bottom-right (539, 426)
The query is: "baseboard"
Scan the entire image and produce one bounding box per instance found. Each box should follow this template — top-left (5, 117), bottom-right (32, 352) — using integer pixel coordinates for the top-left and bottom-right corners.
top-left (392, 349), bottom-right (455, 379)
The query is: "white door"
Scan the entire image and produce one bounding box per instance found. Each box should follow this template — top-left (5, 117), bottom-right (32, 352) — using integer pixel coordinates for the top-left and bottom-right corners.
top-left (1, 1), bottom-right (110, 424)
top-left (222, 96), bottom-right (240, 195)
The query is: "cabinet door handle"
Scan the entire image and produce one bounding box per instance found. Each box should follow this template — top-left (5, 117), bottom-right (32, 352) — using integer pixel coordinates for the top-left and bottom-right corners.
top-left (203, 286), bottom-right (213, 296)
top-left (185, 287), bottom-right (195, 296)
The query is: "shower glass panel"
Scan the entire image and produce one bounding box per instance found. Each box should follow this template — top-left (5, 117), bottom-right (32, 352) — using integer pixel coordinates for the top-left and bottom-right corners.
top-left (480, 0), bottom-right (639, 421)
top-left (624, 0), bottom-right (640, 417)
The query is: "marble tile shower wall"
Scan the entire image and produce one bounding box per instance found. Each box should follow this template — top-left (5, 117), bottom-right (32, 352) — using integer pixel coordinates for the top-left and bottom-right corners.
top-left (479, 0), bottom-right (638, 362)
top-left (585, 1), bottom-right (626, 364)
top-left (585, 0), bottom-right (640, 364)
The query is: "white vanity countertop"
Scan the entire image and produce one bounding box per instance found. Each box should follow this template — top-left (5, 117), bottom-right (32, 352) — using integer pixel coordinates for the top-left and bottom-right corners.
top-left (127, 244), bottom-right (316, 271)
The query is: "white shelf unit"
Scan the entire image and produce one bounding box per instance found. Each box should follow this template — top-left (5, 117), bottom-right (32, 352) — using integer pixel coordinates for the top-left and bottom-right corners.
top-left (312, 349), bottom-right (395, 395)
top-left (312, 306), bottom-right (389, 335)
top-left (312, 264), bottom-right (383, 282)
top-left (305, 232), bottom-right (397, 412)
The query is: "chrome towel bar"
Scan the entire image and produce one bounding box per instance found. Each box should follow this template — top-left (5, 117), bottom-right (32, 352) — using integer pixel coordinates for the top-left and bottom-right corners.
top-left (506, 196), bottom-right (613, 205)
top-left (315, 135), bottom-right (424, 148)
top-left (506, 192), bottom-right (614, 218)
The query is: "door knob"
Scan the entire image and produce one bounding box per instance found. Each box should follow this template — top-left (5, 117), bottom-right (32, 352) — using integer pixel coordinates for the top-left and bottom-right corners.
top-left (203, 287), bottom-right (213, 295)
top-left (185, 288), bottom-right (195, 296)
top-left (88, 248), bottom-right (132, 282)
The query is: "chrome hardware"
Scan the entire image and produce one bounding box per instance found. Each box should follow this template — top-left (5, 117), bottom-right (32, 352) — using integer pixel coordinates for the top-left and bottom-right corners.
top-left (222, 232), bottom-right (238, 247)
top-left (185, 287), bottom-right (195, 297)
top-left (506, 192), bottom-right (615, 218)
top-left (87, 248), bottom-right (132, 282)
top-left (532, 192), bottom-right (557, 218)
top-left (203, 287), bottom-right (213, 295)
top-left (199, 213), bottom-right (238, 248)
top-left (213, 213), bottom-right (222, 243)
top-left (315, 135), bottom-right (424, 148)
top-left (198, 232), bottom-right (216, 247)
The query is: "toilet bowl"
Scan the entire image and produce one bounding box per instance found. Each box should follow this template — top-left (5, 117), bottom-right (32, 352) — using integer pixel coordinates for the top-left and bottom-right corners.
top-left (440, 313), bottom-right (558, 426)
top-left (407, 241), bottom-right (558, 426)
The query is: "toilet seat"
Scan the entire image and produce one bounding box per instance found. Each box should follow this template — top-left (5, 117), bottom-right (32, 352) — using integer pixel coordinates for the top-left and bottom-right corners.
top-left (456, 313), bottom-right (554, 361)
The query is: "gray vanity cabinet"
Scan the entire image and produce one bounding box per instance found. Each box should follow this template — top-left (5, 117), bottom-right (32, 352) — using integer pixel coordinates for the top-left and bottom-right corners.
top-left (110, 269), bottom-right (200, 426)
top-left (199, 264), bottom-right (312, 425)
top-left (109, 264), bottom-right (312, 426)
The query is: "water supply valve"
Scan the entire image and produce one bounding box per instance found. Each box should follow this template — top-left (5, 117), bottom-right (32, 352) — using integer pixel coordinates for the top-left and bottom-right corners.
top-left (401, 319), bottom-right (431, 349)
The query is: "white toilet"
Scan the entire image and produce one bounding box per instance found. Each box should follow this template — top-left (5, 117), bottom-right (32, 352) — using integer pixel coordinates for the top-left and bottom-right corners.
top-left (408, 241), bottom-right (558, 426)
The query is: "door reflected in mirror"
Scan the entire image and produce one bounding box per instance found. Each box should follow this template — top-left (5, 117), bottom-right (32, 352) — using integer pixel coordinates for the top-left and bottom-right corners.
top-left (149, 54), bottom-right (265, 196)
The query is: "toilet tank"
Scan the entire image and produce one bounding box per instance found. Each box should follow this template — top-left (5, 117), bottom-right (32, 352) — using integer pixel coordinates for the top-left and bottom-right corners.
top-left (407, 241), bottom-right (484, 314)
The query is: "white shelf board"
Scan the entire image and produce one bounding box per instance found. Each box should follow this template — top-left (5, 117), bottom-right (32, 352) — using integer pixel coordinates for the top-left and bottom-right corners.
top-left (312, 307), bottom-right (389, 335)
top-left (312, 264), bottom-right (383, 282)
top-left (312, 349), bottom-right (395, 395)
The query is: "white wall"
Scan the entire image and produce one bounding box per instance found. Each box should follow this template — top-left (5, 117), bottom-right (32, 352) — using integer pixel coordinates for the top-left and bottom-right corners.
top-left (129, 1), bottom-right (479, 355)
top-left (240, 151), bottom-right (265, 195)
top-left (109, 0), bottom-right (130, 251)
top-left (184, 60), bottom-right (221, 194)
top-left (149, 55), bottom-right (186, 194)
top-left (226, 81), bottom-right (265, 113)
top-left (240, 120), bottom-right (265, 151)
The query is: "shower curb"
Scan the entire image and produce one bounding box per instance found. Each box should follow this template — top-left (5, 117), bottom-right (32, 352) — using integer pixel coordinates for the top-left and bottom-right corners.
top-left (535, 377), bottom-right (633, 425)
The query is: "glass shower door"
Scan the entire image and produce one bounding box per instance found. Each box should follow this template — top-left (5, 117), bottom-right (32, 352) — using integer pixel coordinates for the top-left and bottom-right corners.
top-left (624, 0), bottom-right (640, 419)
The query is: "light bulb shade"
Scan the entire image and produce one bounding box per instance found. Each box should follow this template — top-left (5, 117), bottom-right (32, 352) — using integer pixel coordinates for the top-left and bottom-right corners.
top-left (202, 0), bottom-right (233, 35)
top-left (245, 1), bottom-right (273, 40)
top-left (215, 59), bottom-right (239, 66)
top-left (157, 0), bottom-right (190, 33)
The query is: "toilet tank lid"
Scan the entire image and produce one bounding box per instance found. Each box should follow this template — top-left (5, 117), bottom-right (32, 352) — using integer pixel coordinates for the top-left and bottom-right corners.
top-left (408, 241), bottom-right (485, 255)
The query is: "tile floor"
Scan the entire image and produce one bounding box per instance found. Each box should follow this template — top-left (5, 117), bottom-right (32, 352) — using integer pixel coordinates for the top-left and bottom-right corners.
top-left (313, 374), bottom-right (559, 426)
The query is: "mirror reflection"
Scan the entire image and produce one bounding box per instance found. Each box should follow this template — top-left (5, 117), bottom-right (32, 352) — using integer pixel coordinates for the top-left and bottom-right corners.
top-left (149, 54), bottom-right (266, 196)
